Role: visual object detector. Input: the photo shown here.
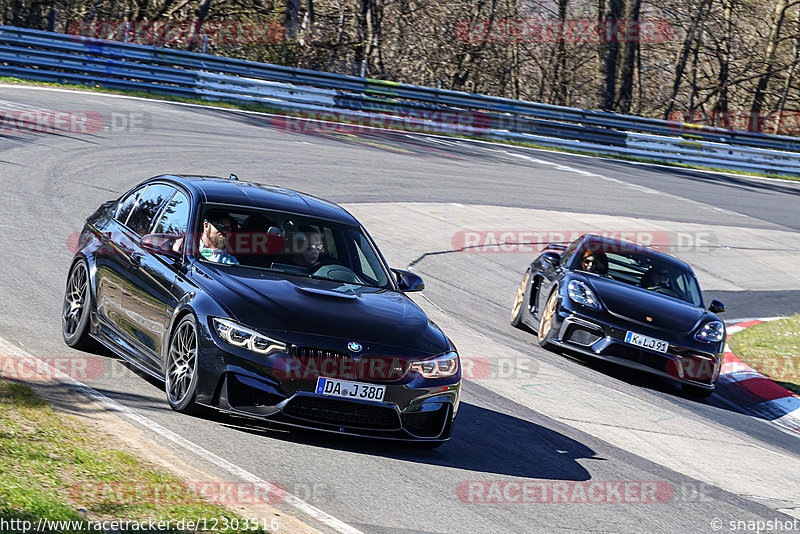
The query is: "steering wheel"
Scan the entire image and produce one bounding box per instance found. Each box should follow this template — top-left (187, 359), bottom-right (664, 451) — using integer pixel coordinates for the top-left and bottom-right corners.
top-left (311, 264), bottom-right (364, 284)
top-left (652, 284), bottom-right (681, 299)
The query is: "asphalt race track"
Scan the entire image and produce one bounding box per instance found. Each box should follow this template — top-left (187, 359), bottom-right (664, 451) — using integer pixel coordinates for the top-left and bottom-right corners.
top-left (2, 84), bottom-right (800, 533)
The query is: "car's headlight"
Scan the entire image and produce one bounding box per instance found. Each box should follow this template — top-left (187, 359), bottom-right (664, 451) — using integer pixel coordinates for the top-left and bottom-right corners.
top-left (212, 318), bottom-right (286, 355)
top-left (567, 280), bottom-right (600, 309)
top-left (410, 352), bottom-right (459, 379)
top-left (695, 321), bottom-right (725, 343)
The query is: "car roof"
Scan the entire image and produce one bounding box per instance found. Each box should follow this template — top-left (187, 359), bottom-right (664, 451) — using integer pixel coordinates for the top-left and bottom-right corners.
top-left (579, 234), bottom-right (693, 271)
top-left (145, 175), bottom-right (359, 225)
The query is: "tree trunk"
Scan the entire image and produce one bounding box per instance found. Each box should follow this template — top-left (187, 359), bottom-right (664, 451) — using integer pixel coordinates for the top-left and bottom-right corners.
top-left (617, 0), bottom-right (642, 113)
top-left (750, 0), bottom-right (790, 131)
top-left (664, 0), bottom-right (713, 119)
top-left (285, 0), bottom-right (300, 41)
top-left (550, 0), bottom-right (570, 105)
top-left (712, 0), bottom-right (734, 122)
top-left (598, 0), bottom-right (623, 111)
top-left (774, 7), bottom-right (800, 133)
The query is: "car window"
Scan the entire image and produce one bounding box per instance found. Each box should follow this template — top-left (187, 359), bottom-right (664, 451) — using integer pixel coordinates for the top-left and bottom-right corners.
top-left (354, 233), bottom-right (383, 282)
top-left (560, 239), bottom-right (581, 268)
top-left (126, 184), bottom-right (175, 236)
top-left (576, 244), bottom-right (702, 306)
top-left (115, 186), bottom-right (145, 224)
top-left (197, 203), bottom-right (392, 289)
top-left (154, 190), bottom-right (190, 237)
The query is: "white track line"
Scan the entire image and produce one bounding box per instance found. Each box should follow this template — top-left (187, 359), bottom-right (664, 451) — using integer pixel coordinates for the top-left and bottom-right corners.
top-left (0, 336), bottom-right (363, 534)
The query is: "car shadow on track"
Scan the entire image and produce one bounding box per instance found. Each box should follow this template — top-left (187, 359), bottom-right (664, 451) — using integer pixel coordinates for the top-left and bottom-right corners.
top-left (209, 402), bottom-right (597, 480)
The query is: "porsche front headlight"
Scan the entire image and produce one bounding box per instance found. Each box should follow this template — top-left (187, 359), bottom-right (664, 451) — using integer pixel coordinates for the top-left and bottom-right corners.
top-left (695, 321), bottom-right (725, 343)
top-left (567, 280), bottom-right (600, 309)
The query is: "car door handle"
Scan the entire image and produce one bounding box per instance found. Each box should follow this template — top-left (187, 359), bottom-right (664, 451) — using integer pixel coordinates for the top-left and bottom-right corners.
top-left (130, 253), bottom-right (143, 269)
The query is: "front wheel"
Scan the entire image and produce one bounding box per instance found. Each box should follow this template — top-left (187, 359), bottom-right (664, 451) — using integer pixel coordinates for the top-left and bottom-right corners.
top-left (165, 315), bottom-right (201, 414)
top-left (537, 289), bottom-right (559, 350)
top-left (510, 271), bottom-right (530, 328)
top-left (62, 259), bottom-right (96, 350)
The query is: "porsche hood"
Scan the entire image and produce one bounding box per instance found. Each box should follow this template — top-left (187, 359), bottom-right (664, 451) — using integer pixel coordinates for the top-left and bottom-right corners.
top-left (581, 274), bottom-right (707, 332)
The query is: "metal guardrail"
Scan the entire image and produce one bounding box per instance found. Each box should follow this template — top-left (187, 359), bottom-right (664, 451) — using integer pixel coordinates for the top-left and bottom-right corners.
top-left (2, 24), bottom-right (800, 176)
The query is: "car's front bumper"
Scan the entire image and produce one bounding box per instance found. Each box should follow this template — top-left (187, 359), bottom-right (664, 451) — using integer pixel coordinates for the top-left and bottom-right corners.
top-left (194, 318), bottom-right (461, 442)
top-left (550, 305), bottom-right (723, 391)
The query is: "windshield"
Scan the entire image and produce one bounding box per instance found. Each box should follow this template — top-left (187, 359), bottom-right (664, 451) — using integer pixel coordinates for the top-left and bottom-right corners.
top-left (194, 203), bottom-right (392, 289)
top-left (574, 245), bottom-right (703, 307)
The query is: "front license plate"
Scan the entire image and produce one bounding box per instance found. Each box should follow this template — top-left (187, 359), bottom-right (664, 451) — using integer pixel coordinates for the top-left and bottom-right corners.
top-left (624, 331), bottom-right (669, 353)
top-left (315, 377), bottom-right (386, 403)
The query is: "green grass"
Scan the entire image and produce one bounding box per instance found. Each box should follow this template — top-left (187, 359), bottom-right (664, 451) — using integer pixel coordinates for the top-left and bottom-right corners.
top-left (0, 379), bottom-right (268, 532)
top-left (727, 315), bottom-right (800, 395)
top-left (2, 75), bottom-right (799, 181)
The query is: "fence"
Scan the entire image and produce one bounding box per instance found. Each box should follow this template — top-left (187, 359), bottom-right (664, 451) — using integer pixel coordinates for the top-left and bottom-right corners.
top-left (2, 25), bottom-right (800, 176)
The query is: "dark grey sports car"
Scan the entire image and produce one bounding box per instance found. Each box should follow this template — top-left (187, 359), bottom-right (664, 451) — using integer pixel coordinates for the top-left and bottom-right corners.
top-left (510, 234), bottom-right (726, 397)
top-left (62, 174), bottom-right (460, 446)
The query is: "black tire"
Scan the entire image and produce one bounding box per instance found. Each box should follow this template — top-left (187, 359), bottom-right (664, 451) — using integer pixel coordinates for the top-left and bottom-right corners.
top-left (62, 259), bottom-right (97, 350)
top-left (165, 315), bottom-right (202, 414)
top-left (537, 289), bottom-right (559, 350)
top-left (682, 383), bottom-right (714, 399)
top-left (510, 271), bottom-right (530, 328)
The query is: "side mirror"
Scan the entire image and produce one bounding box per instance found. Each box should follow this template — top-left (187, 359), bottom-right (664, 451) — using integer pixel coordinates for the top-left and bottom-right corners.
top-left (392, 269), bottom-right (425, 292)
top-left (708, 299), bottom-right (726, 314)
top-left (141, 233), bottom-right (182, 259)
top-left (541, 251), bottom-right (560, 265)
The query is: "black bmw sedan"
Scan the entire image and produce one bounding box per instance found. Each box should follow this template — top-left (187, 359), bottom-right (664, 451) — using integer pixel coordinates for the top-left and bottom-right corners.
top-left (510, 234), bottom-right (726, 398)
top-left (62, 174), bottom-right (460, 446)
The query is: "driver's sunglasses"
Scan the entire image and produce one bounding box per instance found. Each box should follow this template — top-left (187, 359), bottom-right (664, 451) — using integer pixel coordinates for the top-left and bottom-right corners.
top-left (308, 244), bottom-right (325, 251)
top-left (583, 257), bottom-right (596, 266)
top-left (209, 220), bottom-right (234, 233)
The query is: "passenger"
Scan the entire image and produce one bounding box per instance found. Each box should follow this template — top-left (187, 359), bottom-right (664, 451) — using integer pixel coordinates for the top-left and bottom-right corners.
top-left (199, 212), bottom-right (239, 265)
top-left (290, 226), bottom-right (325, 270)
top-left (641, 267), bottom-right (671, 290)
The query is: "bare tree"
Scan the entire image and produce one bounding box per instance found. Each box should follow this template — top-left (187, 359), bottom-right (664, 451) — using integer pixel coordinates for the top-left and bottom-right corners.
top-left (598, 0), bottom-right (623, 111)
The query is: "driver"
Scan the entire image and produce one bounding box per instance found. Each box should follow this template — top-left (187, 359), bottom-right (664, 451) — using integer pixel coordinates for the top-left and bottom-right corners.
top-left (199, 212), bottom-right (239, 265)
top-left (580, 249), bottom-right (608, 275)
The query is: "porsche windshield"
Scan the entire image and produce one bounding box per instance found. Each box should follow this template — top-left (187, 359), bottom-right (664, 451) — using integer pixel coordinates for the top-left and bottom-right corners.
top-left (575, 245), bottom-right (703, 307)
top-left (194, 204), bottom-right (392, 289)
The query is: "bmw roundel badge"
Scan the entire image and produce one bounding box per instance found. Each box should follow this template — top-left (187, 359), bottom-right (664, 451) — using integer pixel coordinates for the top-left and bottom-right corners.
top-left (347, 341), bottom-right (362, 352)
